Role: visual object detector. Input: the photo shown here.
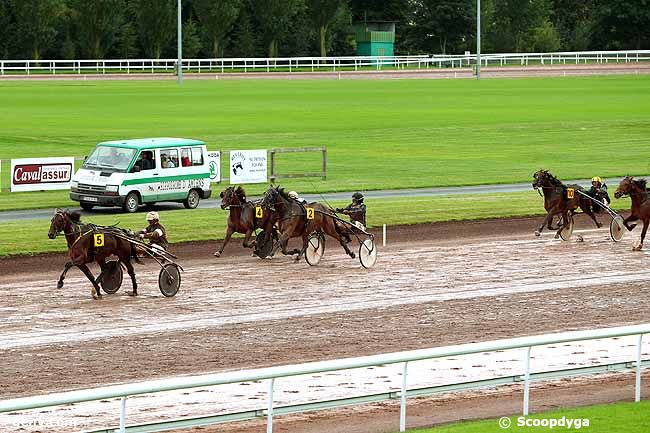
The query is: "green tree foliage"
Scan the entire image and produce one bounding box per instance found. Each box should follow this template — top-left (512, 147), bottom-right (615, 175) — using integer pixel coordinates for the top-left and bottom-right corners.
top-left (10, 0), bottom-right (65, 59)
top-left (592, 0), bottom-right (650, 50)
top-left (183, 17), bottom-right (203, 58)
top-left (0, 0), bottom-right (13, 58)
top-left (229, 6), bottom-right (260, 57)
top-left (193, 0), bottom-right (241, 57)
top-left (71, 0), bottom-right (124, 59)
top-left (551, 0), bottom-right (594, 50)
top-left (307, 0), bottom-right (347, 56)
top-left (407, 0), bottom-right (475, 54)
top-left (251, 0), bottom-right (305, 57)
top-left (530, 18), bottom-right (561, 52)
top-left (130, 0), bottom-right (175, 59)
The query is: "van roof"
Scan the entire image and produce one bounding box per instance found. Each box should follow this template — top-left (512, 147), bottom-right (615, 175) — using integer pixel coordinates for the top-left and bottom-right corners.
top-left (98, 137), bottom-right (205, 150)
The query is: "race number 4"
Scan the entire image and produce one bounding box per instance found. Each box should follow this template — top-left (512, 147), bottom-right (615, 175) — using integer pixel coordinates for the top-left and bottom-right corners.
top-left (94, 233), bottom-right (104, 247)
top-left (567, 188), bottom-right (575, 199)
top-left (306, 208), bottom-right (315, 219)
top-left (255, 206), bottom-right (263, 218)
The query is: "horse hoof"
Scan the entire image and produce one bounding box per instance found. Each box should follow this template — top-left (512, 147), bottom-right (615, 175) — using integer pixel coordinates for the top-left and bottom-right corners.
top-left (554, 234), bottom-right (560, 239)
top-left (57, 281), bottom-right (63, 289)
top-left (350, 252), bottom-right (356, 258)
top-left (127, 291), bottom-right (138, 296)
top-left (213, 251), bottom-right (221, 257)
top-left (534, 231), bottom-right (541, 237)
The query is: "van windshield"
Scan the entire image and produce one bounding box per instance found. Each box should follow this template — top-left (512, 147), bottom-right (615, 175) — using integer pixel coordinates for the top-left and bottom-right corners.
top-left (83, 146), bottom-right (136, 172)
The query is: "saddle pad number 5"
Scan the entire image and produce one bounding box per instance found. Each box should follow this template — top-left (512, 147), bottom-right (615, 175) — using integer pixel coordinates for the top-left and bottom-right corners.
top-left (94, 234), bottom-right (104, 247)
top-left (306, 208), bottom-right (315, 219)
top-left (567, 188), bottom-right (574, 199)
top-left (255, 206), bottom-right (263, 218)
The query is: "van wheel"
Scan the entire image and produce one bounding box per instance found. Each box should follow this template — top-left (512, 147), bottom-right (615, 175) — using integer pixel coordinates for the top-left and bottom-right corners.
top-left (123, 192), bottom-right (140, 213)
top-left (184, 189), bottom-right (200, 209)
top-left (80, 202), bottom-right (95, 211)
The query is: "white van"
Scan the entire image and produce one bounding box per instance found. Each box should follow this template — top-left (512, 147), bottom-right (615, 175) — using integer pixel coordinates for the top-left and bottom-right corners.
top-left (70, 138), bottom-right (212, 212)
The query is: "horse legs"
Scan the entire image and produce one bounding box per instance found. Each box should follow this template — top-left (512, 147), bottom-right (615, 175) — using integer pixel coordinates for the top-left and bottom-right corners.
top-left (623, 214), bottom-right (639, 232)
top-left (242, 229), bottom-right (255, 248)
top-left (536, 210), bottom-right (558, 236)
top-left (554, 211), bottom-right (570, 239)
top-left (214, 226), bottom-right (235, 257)
top-left (77, 263), bottom-right (102, 300)
top-left (57, 261), bottom-right (74, 289)
top-left (123, 259), bottom-right (138, 296)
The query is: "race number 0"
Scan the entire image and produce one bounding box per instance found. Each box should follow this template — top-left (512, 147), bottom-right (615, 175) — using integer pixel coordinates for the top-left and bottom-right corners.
top-left (567, 188), bottom-right (574, 199)
top-left (94, 233), bottom-right (104, 247)
top-left (306, 208), bottom-right (315, 219)
top-left (255, 206), bottom-right (263, 218)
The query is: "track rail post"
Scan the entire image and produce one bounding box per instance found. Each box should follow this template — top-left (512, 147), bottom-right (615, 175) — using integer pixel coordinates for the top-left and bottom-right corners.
top-left (399, 361), bottom-right (409, 431)
top-left (523, 346), bottom-right (532, 415)
top-left (636, 334), bottom-right (644, 402)
top-left (267, 378), bottom-right (275, 433)
top-left (119, 396), bottom-right (127, 433)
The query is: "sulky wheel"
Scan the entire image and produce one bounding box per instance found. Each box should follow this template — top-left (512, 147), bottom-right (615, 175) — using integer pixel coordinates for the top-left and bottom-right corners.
top-left (254, 230), bottom-right (275, 258)
top-left (305, 232), bottom-right (325, 266)
top-left (100, 260), bottom-right (123, 294)
top-left (610, 215), bottom-right (625, 242)
top-left (158, 263), bottom-right (181, 297)
top-left (558, 216), bottom-right (574, 241)
top-left (359, 239), bottom-right (378, 269)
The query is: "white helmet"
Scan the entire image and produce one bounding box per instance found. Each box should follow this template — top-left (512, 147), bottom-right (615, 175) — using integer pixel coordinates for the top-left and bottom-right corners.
top-left (288, 191), bottom-right (299, 199)
top-left (146, 211), bottom-right (160, 221)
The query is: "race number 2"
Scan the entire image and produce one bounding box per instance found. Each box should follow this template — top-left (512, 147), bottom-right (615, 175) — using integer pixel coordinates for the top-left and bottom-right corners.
top-left (255, 206), bottom-right (263, 218)
top-left (94, 233), bottom-right (104, 247)
top-left (567, 188), bottom-right (575, 199)
top-left (306, 208), bottom-right (315, 219)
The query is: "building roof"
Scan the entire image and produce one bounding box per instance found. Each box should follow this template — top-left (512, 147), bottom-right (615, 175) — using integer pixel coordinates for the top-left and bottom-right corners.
top-left (98, 137), bottom-right (205, 150)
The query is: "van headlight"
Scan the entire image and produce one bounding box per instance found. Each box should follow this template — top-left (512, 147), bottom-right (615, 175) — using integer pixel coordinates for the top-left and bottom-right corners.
top-left (71, 180), bottom-right (79, 188)
top-left (106, 185), bottom-right (119, 192)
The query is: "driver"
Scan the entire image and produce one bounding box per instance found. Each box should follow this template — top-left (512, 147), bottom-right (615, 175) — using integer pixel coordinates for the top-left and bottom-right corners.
top-left (138, 211), bottom-right (169, 251)
top-left (587, 176), bottom-right (610, 213)
top-left (288, 190), bottom-right (307, 204)
top-left (336, 192), bottom-right (367, 230)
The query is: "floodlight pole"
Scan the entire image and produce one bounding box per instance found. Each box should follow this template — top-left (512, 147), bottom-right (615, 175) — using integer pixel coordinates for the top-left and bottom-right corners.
top-left (177, 0), bottom-right (183, 84)
top-left (476, 0), bottom-right (481, 80)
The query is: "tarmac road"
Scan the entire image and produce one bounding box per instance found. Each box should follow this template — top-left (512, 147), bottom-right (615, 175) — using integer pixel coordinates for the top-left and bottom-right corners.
top-left (0, 176), bottom-right (632, 222)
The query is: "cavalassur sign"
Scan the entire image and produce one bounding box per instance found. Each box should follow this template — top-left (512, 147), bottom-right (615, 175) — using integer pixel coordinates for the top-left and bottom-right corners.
top-left (11, 157), bottom-right (75, 192)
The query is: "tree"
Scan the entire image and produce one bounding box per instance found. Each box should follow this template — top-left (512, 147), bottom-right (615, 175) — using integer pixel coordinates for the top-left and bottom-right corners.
top-left (0, 0), bottom-right (14, 59)
top-left (307, 0), bottom-right (346, 56)
top-left (407, 0), bottom-right (474, 54)
top-left (71, 0), bottom-right (125, 59)
top-left (551, 0), bottom-right (595, 50)
top-left (183, 17), bottom-right (203, 58)
top-left (10, 0), bottom-right (65, 59)
top-left (592, 0), bottom-right (650, 50)
top-left (487, 0), bottom-right (551, 52)
top-left (193, 0), bottom-right (241, 57)
top-left (130, 0), bottom-right (175, 59)
top-left (530, 18), bottom-right (560, 52)
top-left (252, 0), bottom-right (305, 57)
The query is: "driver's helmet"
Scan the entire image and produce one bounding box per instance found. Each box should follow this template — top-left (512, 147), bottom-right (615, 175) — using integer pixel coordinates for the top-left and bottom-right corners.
top-left (288, 191), bottom-right (299, 199)
top-left (591, 176), bottom-right (603, 185)
top-left (146, 211), bottom-right (160, 222)
top-left (352, 192), bottom-right (364, 202)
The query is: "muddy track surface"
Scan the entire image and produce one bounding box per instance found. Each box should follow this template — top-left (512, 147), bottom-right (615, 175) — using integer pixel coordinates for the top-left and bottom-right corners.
top-left (1, 216), bottom-right (649, 432)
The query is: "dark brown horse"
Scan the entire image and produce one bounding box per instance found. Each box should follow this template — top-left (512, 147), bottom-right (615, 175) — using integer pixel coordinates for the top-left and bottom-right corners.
top-left (48, 209), bottom-right (138, 299)
top-left (614, 176), bottom-right (650, 251)
top-left (262, 186), bottom-right (355, 260)
top-left (532, 169), bottom-right (601, 237)
top-left (214, 186), bottom-right (274, 257)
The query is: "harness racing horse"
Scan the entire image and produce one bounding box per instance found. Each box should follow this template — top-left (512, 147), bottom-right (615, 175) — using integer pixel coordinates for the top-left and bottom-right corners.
top-left (532, 169), bottom-right (601, 237)
top-left (614, 176), bottom-right (650, 251)
top-left (214, 186), bottom-right (274, 257)
top-left (48, 209), bottom-right (139, 299)
top-left (262, 187), bottom-right (356, 260)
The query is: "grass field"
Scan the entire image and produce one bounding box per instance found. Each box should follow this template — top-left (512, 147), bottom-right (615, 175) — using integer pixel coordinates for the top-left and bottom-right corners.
top-left (404, 400), bottom-right (650, 433)
top-left (1, 75), bottom-right (649, 211)
top-left (0, 191), bottom-right (630, 257)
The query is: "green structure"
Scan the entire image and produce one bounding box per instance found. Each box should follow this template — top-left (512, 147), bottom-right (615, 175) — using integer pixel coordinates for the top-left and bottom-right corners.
top-left (354, 21), bottom-right (396, 57)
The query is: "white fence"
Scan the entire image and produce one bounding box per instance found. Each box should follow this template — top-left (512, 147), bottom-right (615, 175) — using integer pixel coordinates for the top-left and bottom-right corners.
top-left (0, 324), bottom-right (647, 433)
top-left (1, 50), bottom-right (649, 76)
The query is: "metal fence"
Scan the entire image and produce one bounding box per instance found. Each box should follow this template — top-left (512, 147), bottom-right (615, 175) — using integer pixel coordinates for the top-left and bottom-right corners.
top-left (1, 50), bottom-right (648, 76)
top-left (0, 324), bottom-right (647, 433)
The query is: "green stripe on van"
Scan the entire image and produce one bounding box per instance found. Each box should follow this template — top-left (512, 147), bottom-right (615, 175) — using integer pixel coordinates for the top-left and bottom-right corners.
top-left (122, 173), bottom-right (210, 186)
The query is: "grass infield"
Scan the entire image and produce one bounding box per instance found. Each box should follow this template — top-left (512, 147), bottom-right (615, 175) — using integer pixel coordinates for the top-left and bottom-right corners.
top-left (0, 75), bottom-right (649, 210)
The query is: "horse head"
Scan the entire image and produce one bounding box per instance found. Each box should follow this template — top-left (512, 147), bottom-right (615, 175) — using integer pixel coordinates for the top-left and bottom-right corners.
top-left (48, 209), bottom-right (79, 239)
top-left (219, 186), bottom-right (238, 209)
top-left (615, 176), bottom-right (646, 199)
top-left (532, 169), bottom-right (548, 189)
top-left (262, 186), bottom-right (280, 211)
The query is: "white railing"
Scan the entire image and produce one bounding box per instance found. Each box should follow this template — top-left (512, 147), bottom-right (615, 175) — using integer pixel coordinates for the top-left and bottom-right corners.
top-left (1, 50), bottom-right (648, 76)
top-left (0, 324), bottom-right (647, 433)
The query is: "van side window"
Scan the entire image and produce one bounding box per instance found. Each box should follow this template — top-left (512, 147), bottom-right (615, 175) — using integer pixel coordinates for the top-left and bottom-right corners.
top-left (134, 150), bottom-right (155, 171)
top-left (180, 148), bottom-right (192, 167)
top-left (191, 147), bottom-right (204, 166)
top-left (161, 149), bottom-right (179, 169)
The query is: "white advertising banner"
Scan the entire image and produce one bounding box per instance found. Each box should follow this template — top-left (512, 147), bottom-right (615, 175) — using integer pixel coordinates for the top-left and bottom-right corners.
top-left (229, 150), bottom-right (267, 184)
top-left (11, 157), bottom-right (75, 192)
top-left (206, 151), bottom-right (221, 183)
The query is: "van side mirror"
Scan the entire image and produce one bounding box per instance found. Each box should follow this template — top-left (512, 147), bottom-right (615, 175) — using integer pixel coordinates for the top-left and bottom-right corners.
top-left (131, 165), bottom-right (141, 173)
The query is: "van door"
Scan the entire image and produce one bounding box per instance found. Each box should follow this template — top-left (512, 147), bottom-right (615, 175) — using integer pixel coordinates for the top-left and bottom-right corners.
top-left (157, 147), bottom-right (185, 202)
top-left (130, 149), bottom-right (159, 203)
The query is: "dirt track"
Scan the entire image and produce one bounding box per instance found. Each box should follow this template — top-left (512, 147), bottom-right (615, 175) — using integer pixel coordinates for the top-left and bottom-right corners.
top-left (1, 215), bottom-right (650, 432)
